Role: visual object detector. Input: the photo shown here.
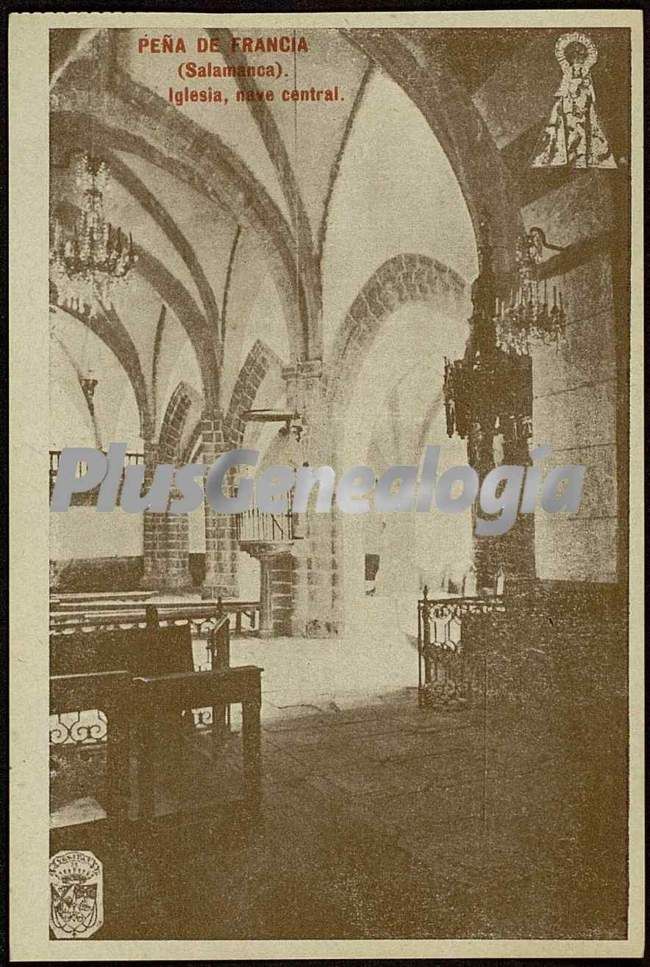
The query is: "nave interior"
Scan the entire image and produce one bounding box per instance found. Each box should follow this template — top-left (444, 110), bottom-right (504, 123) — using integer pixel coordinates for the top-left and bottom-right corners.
top-left (48, 25), bottom-right (629, 940)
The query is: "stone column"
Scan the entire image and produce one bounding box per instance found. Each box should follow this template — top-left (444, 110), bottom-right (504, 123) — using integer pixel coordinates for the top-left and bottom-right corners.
top-left (245, 545), bottom-right (295, 638)
top-left (162, 504), bottom-right (193, 590)
top-left (258, 550), bottom-right (273, 637)
top-left (141, 440), bottom-right (193, 591)
top-left (464, 238), bottom-right (536, 592)
top-left (201, 409), bottom-right (239, 599)
top-left (282, 359), bottom-right (342, 637)
top-left (141, 440), bottom-right (165, 589)
top-left (467, 374), bottom-right (536, 590)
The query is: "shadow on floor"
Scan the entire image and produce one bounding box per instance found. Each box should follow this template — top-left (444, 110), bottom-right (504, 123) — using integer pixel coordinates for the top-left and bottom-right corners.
top-left (51, 687), bottom-right (627, 940)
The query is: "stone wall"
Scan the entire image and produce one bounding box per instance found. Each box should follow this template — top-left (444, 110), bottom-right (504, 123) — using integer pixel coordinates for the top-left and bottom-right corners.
top-left (531, 250), bottom-right (619, 582)
top-left (472, 34), bottom-right (628, 586)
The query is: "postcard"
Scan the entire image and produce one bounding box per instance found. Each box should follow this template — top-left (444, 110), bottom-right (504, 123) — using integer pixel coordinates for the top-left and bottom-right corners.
top-left (9, 9), bottom-right (644, 960)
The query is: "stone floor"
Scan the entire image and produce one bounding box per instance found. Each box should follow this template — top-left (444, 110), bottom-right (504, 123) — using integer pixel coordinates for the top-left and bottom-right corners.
top-left (52, 687), bottom-right (627, 941)
top-left (198, 592), bottom-right (422, 722)
top-left (155, 695), bottom-right (625, 940)
top-left (50, 595), bottom-right (628, 940)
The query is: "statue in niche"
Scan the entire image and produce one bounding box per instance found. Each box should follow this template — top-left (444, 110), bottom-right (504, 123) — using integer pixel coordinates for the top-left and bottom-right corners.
top-left (531, 32), bottom-right (617, 169)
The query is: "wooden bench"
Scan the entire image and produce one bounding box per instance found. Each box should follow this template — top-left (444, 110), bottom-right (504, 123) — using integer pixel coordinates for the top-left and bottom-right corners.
top-left (50, 664), bottom-right (262, 828)
top-left (50, 670), bottom-right (131, 826)
top-left (51, 608), bottom-right (232, 729)
top-left (50, 618), bottom-right (195, 678)
top-left (51, 589), bottom-right (158, 602)
top-left (50, 590), bottom-right (158, 612)
top-left (133, 665), bottom-right (263, 821)
top-left (52, 600), bottom-right (160, 616)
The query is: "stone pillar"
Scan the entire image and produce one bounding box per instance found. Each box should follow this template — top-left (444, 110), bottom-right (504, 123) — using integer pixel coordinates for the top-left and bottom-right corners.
top-left (258, 551), bottom-right (273, 637)
top-left (282, 359), bottom-right (342, 637)
top-left (463, 236), bottom-right (536, 592)
top-left (201, 410), bottom-right (239, 599)
top-left (247, 546), bottom-right (295, 638)
top-left (268, 549), bottom-right (296, 636)
top-left (141, 440), bottom-right (193, 591)
top-left (162, 504), bottom-right (193, 590)
top-left (468, 422), bottom-right (499, 591)
top-left (467, 373), bottom-right (536, 591)
top-left (500, 420), bottom-right (536, 584)
top-left (141, 440), bottom-right (165, 589)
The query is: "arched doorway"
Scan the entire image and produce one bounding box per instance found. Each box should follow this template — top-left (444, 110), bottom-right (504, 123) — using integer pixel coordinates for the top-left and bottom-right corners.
top-left (334, 297), bottom-right (472, 644)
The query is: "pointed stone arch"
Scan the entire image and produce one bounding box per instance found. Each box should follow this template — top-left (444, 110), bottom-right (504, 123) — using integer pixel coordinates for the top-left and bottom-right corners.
top-left (340, 29), bottom-right (524, 273)
top-left (50, 297), bottom-right (154, 441)
top-left (50, 65), bottom-right (316, 364)
top-left (327, 253), bottom-right (467, 410)
top-left (51, 192), bottom-right (219, 410)
top-left (103, 149), bottom-right (221, 350)
top-left (49, 328), bottom-right (103, 449)
top-left (207, 28), bottom-right (321, 335)
top-left (225, 340), bottom-right (285, 446)
top-left (158, 381), bottom-right (197, 462)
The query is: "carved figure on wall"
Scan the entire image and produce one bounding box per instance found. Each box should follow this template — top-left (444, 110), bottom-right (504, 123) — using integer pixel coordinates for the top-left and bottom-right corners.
top-left (531, 32), bottom-right (617, 169)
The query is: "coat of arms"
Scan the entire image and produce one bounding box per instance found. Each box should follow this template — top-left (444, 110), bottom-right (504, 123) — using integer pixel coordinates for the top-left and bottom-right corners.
top-left (49, 850), bottom-right (103, 939)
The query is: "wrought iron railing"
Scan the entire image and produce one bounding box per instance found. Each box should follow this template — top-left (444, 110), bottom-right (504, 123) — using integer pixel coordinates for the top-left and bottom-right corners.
top-left (235, 505), bottom-right (295, 543)
top-left (49, 708), bottom-right (110, 746)
top-left (49, 449), bottom-right (144, 504)
top-left (50, 597), bottom-right (259, 634)
top-left (49, 609), bottom-right (231, 747)
top-left (417, 585), bottom-right (506, 708)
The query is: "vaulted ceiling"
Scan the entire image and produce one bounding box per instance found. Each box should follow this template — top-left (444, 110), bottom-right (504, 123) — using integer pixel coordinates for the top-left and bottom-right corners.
top-left (50, 25), bottom-right (626, 455)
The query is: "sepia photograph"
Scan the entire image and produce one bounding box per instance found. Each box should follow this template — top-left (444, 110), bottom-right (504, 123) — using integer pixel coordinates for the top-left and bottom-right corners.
top-left (8, 8), bottom-right (644, 959)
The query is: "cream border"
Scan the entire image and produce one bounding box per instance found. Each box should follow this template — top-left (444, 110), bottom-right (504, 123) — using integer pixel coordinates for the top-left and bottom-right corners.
top-left (9, 9), bottom-right (644, 961)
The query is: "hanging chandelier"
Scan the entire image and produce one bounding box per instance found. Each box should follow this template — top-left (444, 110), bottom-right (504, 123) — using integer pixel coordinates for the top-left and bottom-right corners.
top-left (494, 228), bottom-right (567, 355)
top-left (443, 349), bottom-right (533, 448)
top-left (442, 225), bottom-right (537, 451)
top-left (49, 153), bottom-right (137, 303)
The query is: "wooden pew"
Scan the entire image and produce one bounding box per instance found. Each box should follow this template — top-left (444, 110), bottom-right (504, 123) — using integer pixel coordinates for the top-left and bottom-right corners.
top-left (50, 590), bottom-right (158, 612)
top-left (52, 600), bottom-right (158, 615)
top-left (133, 665), bottom-right (263, 821)
top-left (50, 664), bottom-right (262, 826)
top-left (51, 608), bottom-right (232, 737)
top-left (50, 670), bottom-right (131, 826)
top-left (50, 615), bottom-right (195, 678)
top-left (50, 610), bottom-right (239, 819)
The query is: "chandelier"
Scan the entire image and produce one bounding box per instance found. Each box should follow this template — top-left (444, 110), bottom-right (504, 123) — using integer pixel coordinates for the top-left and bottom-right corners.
top-left (442, 225), bottom-right (536, 451)
top-left (443, 349), bottom-right (533, 448)
top-left (49, 154), bottom-right (137, 303)
top-left (494, 228), bottom-right (567, 355)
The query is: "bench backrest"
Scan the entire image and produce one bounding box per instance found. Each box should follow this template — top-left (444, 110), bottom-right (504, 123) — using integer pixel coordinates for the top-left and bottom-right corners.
top-left (51, 622), bottom-right (194, 678)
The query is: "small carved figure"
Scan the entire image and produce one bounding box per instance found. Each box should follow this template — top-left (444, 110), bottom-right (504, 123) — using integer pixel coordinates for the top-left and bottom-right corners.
top-left (532, 33), bottom-right (617, 169)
